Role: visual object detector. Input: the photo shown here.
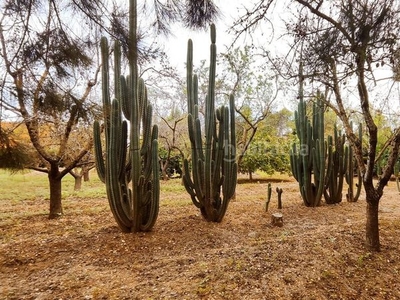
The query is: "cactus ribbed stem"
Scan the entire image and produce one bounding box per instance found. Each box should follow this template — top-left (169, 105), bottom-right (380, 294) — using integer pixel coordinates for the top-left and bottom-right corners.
top-left (345, 123), bottom-right (363, 202)
top-left (324, 126), bottom-right (347, 204)
top-left (183, 24), bottom-right (237, 222)
top-left (290, 92), bottom-right (326, 207)
top-left (93, 0), bottom-right (159, 232)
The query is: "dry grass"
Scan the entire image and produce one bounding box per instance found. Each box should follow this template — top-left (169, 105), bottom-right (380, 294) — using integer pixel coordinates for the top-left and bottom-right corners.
top-left (1, 171), bottom-right (400, 299)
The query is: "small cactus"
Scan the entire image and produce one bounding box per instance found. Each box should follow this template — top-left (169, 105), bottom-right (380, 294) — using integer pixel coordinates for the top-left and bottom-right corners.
top-left (265, 183), bottom-right (272, 212)
top-left (276, 187), bottom-right (283, 209)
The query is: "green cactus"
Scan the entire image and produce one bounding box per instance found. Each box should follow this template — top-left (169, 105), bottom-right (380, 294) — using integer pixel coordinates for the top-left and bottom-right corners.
top-left (182, 24), bottom-right (237, 222)
top-left (276, 187), bottom-right (283, 209)
top-left (324, 126), bottom-right (347, 204)
top-left (265, 183), bottom-right (272, 212)
top-left (93, 0), bottom-right (159, 232)
top-left (290, 92), bottom-right (326, 207)
top-left (346, 123), bottom-right (363, 202)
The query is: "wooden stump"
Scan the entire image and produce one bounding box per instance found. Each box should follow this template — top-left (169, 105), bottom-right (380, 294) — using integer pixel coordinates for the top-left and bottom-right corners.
top-left (271, 212), bottom-right (283, 227)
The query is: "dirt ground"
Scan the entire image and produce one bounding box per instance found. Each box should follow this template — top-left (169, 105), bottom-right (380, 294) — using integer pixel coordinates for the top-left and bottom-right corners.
top-left (1, 176), bottom-right (400, 300)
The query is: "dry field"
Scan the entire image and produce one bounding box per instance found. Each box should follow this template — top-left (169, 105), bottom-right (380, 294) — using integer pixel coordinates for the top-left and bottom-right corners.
top-left (1, 171), bottom-right (400, 299)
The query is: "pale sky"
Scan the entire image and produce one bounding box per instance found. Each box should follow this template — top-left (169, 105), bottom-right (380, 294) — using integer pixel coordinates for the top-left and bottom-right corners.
top-left (157, 0), bottom-right (262, 72)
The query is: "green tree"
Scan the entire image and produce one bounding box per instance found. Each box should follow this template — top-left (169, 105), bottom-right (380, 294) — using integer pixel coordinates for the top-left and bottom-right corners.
top-left (0, 1), bottom-right (103, 218)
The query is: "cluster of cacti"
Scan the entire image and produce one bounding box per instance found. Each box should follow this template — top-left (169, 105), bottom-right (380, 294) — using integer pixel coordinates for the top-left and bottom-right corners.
top-left (346, 123), bottom-right (363, 202)
top-left (290, 92), bottom-right (326, 207)
top-left (324, 126), bottom-right (348, 204)
top-left (93, 0), bottom-right (159, 232)
top-left (182, 24), bottom-right (237, 222)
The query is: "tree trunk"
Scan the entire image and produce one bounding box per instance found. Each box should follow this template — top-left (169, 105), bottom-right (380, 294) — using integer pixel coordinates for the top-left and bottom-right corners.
top-left (365, 199), bottom-right (380, 251)
top-left (249, 171), bottom-right (253, 181)
top-left (83, 169), bottom-right (90, 182)
top-left (271, 212), bottom-right (283, 227)
top-left (48, 165), bottom-right (63, 219)
top-left (74, 175), bottom-right (83, 191)
top-left (161, 169), bottom-right (169, 181)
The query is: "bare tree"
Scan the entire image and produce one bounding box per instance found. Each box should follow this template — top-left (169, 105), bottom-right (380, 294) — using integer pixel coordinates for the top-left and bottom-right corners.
top-left (159, 114), bottom-right (186, 180)
top-left (219, 46), bottom-right (282, 166)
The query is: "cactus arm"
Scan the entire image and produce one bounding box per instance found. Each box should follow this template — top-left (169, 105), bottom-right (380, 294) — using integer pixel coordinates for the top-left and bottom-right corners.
top-left (290, 92), bottom-right (326, 207)
top-left (276, 187), bottom-right (283, 209)
top-left (266, 183), bottom-right (272, 212)
top-left (183, 24), bottom-right (237, 222)
top-left (140, 138), bottom-right (159, 231)
top-left (346, 123), bottom-right (363, 202)
top-left (94, 0), bottom-right (159, 232)
top-left (325, 127), bottom-right (347, 204)
top-left (93, 121), bottom-right (105, 183)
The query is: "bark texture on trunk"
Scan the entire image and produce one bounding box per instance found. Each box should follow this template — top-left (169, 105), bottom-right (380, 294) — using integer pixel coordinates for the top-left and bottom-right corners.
top-left (365, 197), bottom-right (380, 252)
top-left (74, 175), bottom-right (82, 191)
top-left (83, 170), bottom-right (90, 182)
top-left (48, 166), bottom-right (63, 219)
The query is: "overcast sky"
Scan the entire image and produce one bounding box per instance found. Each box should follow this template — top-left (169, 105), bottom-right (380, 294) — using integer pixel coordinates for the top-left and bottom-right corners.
top-left (157, 0), bottom-right (260, 72)
top-left (155, 0), bottom-right (291, 75)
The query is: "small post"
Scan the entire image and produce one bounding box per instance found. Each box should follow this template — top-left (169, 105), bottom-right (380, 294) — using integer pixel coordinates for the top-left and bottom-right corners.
top-left (276, 187), bottom-right (283, 209)
top-left (265, 183), bottom-right (272, 212)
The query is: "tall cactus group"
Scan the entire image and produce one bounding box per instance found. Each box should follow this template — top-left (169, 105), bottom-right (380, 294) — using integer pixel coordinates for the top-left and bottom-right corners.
top-left (93, 0), bottom-right (159, 232)
top-left (290, 88), bottom-right (365, 205)
top-left (182, 24), bottom-right (237, 222)
top-left (290, 92), bottom-right (326, 207)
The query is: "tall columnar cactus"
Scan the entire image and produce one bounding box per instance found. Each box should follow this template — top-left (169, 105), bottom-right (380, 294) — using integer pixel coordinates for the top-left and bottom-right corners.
top-left (324, 126), bottom-right (348, 204)
top-left (290, 92), bottom-right (325, 207)
top-left (183, 24), bottom-right (237, 222)
top-left (346, 123), bottom-right (363, 202)
top-left (93, 0), bottom-right (159, 232)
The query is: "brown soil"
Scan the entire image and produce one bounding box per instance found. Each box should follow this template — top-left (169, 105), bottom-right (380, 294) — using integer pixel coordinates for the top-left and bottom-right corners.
top-left (1, 177), bottom-right (400, 300)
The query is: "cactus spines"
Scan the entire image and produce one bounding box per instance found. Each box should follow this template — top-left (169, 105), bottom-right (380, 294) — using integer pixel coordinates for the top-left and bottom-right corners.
top-left (324, 126), bottom-right (347, 204)
top-left (93, 0), bottom-right (159, 232)
top-left (183, 24), bottom-right (237, 222)
top-left (290, 92), bottom-right (326, 207)
top-left (346, 123), bottom-right (363, 202)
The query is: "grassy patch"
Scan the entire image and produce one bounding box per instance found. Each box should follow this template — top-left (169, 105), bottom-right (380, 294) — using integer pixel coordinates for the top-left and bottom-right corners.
top-left (0, 169), bottom-right (107, 202)
top-left (0, 170), bottom-right (49, 201)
